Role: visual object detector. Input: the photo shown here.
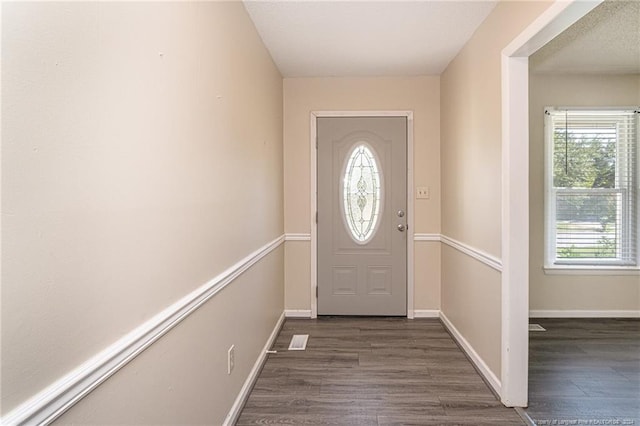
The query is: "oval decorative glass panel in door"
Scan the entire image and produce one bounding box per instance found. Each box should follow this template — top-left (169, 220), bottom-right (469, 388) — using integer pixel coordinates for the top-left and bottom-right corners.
top-left (342, 143), bottom-right (383, 243)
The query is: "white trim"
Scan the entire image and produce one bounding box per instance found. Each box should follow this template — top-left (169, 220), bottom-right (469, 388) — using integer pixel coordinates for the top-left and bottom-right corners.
top-left (284, 309), bottom-right (312, 318)
top-left (500, 52), bottom-right (530, 408)
top-left (311, 110), bottom-right (415, 118)
top-left (543, 266), bottom-right (640, 275)
top-left (2, 235), bottom-right (286, 426)
top-left (515, 407), bottom-right (537, 426)
top-left (413, 310), bottom-right (440, 318)
top-left (529, 310), bottom-right (640, 318)
top-left (285, 233), bottom-right (311, 242)
top-left (543, 109), bottom-right (639, 268)
top-left (543, 109), bottom-right (556, 267)
top-left (440, 235), bottom-right (502, 272)
top-left (310, 111), bottom-right (415, 319)
top-left (413, 233), bottom-right (441, 242)
top-left (500, 0), bottom-right (604, 408)
top-left (223, 311), bottom-right (286, 426)
top-left (310, 113), bottom-right (318, 319)
top-left (440, 312), bottom-right (502, 396)
top-left (505, 0), bottom-right (604, 58)
top-left (407, 113), bottom-right (415, 319)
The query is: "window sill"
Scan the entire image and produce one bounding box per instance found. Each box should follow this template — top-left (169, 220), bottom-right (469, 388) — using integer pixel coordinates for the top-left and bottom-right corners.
top-left (543, 265), bottom-right (640, 276)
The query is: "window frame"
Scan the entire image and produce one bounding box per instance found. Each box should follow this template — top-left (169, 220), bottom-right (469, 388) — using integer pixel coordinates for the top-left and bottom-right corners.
top-left (544, 106), bottom-right (640, 272)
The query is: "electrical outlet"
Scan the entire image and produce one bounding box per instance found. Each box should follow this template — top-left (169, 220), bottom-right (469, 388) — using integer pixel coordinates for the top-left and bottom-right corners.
top-left (416, 186), bottom-right (430, 199)
top-left (227, 345), bottom-right (235, 375)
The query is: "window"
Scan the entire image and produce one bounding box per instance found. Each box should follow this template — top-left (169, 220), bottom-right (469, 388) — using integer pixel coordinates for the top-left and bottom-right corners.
top-left (342, 143), bottom-right (382, 244)
top-left (545, 108), bottom-right (639, 268)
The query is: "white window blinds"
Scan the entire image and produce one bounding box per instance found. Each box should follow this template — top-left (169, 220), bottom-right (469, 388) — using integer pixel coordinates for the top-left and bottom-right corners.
top-left (545, 108), bottom-right (639, 267)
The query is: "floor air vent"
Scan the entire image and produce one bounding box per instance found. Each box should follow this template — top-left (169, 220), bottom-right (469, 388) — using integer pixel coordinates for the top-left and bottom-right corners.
top-left (288, 334), bottom-right (309, 351)
top-left (529, 324), bottom-right (546, 332)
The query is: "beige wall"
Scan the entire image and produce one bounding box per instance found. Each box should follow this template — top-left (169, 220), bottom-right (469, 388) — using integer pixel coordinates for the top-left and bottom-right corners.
top-left (440, 1), bottom-right (552, 380)
top-left (1, 2), bottom-right (284, 422)
top-left (529, 73), bottom-right (640, 312)
top-left (283, 77), bottom-right (441, 312)
top-left (55, 248), bottom-right (284, 425)
top-left (441, 246), bottom-right (502, 373)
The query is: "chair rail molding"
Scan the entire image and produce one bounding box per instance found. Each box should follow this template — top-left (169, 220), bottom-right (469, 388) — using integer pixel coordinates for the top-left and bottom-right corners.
top-left (413, 233), bottom-right (441, 242)
top-left (440, 234), bottom-right (502, 272)
top-left (2, 235), bottom-right (286, 426)
top-left (285, 233), bottom-right (311, 241)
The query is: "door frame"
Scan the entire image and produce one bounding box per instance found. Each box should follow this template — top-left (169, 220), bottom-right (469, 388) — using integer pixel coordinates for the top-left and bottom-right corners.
top-left (310, 111), bottom-right (415, 319)
top-left (500, 0), bottom-right (603, 406)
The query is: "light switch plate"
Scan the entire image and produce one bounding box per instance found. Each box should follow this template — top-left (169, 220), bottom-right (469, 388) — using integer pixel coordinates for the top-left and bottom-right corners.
top-left (416, 186), bottom-right (430, 199)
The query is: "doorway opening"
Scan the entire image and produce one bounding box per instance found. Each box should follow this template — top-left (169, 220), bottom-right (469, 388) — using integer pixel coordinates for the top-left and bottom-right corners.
top-left (501, 0), bottom-right (604, 407)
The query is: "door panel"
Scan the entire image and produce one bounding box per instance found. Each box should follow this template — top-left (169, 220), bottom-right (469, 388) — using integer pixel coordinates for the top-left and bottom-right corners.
top-left (317, 117), bottom-right (407, 316)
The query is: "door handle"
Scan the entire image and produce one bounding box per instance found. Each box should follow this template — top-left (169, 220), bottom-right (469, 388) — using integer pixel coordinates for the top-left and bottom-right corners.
top-left (397, 224), bottom-right (406, 232)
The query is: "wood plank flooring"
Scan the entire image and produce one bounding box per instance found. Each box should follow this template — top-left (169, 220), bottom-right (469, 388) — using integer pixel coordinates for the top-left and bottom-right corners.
top-left (526, 318), bottom-right (640, 425)
top-left (237, 317), bottom-right (524, 425)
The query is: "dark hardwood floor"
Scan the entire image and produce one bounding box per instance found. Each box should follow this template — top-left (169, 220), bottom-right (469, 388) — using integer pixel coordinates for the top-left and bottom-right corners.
top-left (526, 318), bottom-right (640, 425)
top-left (237, 317), bottom-right (525, 425)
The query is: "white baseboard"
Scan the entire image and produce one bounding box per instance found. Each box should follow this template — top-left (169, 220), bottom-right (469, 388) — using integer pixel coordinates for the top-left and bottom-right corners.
top-left (223, 311), bottom-right (285, 426)
top-left (530, 310), bottom-right (640, 318)
top-left (285, 309), bottom-right (312, 318)
top-left (413, 309), bottom-right (440, 318)
top-left (1, 236), bottom-right (286, 426)
top-left (439, 312), bottom-right (502, 396)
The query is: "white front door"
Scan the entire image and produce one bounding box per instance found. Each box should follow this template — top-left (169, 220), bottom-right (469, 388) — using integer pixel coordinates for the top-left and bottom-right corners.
top-left (317, 117), bottom-right (407, 316)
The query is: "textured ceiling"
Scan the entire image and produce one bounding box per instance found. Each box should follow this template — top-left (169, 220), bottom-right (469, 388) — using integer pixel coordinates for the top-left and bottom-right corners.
top-left (530, 0), bottom-right (640, 74)
top-left (243, 1), bottom-right (497, 77)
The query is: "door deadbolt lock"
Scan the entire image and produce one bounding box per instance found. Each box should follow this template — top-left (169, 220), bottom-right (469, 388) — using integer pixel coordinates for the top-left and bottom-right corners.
top-left (397, 210), bottom-right (405, 218)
